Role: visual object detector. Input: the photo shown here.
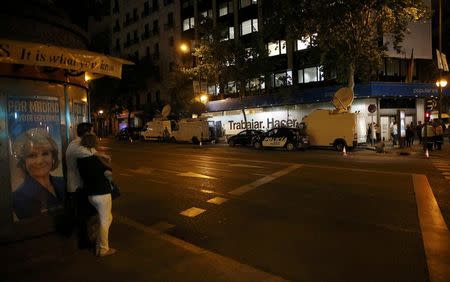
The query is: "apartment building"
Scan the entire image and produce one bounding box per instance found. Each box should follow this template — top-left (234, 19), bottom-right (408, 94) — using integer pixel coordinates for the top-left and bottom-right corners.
top-left (94, 0), bottom-right (446, 139)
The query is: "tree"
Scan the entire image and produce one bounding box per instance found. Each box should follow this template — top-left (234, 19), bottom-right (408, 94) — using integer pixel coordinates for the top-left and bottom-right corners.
top-left (266, 0), bottom-right (430, 89)
top-left (180, 18), bottom-right (269, 123)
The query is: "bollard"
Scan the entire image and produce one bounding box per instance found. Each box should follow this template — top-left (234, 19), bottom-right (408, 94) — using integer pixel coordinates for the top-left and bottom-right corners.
top-left (425, 148), bottom-right (429, 158)
top-left (343, 146), bottom-right (347, 157)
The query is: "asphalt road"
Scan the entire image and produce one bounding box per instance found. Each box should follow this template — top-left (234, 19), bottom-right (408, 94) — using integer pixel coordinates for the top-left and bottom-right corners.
top-left (102, 139), bottom-right (450, 282)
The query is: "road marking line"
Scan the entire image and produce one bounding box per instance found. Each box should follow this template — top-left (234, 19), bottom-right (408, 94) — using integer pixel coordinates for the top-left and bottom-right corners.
top-left (119, 173), bottom-right (132, 176)
top-left (145, 179), bottom-right (169, 184)
top-left (253, 173), bottom-right (267, 176)
top-left (229, 164), bottom-right (303, 196)
top-left (434, 165), bottom-right (450, 168)
top-left (305, 164), bottom-right (412, 176)
top-left (115, 214), bottom-right (287, 281)
top-left (201, 189), bottom-right (215, 194)
top-left (442, 172), bottom-right (450, 176)
top-left (412, 174), bottom-right (450, 282)
top-left (437, 168), bottom-right (450, 171)
top-left (196, 166), bottom-right (233, 172)
top-left (207, 197), bottom-right (228, 205)
top-left (178, 172), bottom-right (217, 179)
top-left (229, 164), bottom-right (264, 168)
top-left (180, 207), bottom-right (206, 217)
top-left (445, 176), bottom-right (450, 180)
top-left (150, 221), bottom-right (175, 232)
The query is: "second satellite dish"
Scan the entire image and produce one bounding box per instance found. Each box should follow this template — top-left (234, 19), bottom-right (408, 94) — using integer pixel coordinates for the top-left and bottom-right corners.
top-left (332, 87), bottom-right (354, 111)
top-left (161, 104), bottom-right (171, 118)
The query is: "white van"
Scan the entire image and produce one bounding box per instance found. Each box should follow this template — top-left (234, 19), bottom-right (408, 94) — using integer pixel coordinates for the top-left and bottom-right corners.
top-left (141, 118), bottom-right (212, 144)
top-left (302, 109), bottom-right (366, 150)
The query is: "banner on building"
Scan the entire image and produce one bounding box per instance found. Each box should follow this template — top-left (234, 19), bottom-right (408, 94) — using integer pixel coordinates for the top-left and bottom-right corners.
top-left (7, 96), bottom-right (65, 221)
top-left (0, 39), bottom-right (133, 78)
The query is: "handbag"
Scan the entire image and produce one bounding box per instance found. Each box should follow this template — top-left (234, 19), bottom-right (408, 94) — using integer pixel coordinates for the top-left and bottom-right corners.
top-left (110, 181), bottom-right (121, 199)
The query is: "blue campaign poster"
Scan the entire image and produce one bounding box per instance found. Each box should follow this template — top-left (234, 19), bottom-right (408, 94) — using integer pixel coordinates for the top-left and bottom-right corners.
top-left (7, 96), bottom-right (65, 221)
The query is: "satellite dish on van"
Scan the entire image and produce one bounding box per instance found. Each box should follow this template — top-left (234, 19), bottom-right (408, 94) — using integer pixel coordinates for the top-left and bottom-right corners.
top-left (332, 87), bottom-right (354, 111)
top-left (161, 104), bottom-right (171, 118)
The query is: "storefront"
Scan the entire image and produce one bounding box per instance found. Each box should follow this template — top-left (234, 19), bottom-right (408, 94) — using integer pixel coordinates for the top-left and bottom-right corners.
top-left (204, 82), bottom-right (448, 141)
top-left (0, 39), bottom-right (131, 242)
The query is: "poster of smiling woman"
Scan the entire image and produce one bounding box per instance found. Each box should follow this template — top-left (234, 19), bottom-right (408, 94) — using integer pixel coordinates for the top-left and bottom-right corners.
top-left (7, 96), bottom-right (65, 221)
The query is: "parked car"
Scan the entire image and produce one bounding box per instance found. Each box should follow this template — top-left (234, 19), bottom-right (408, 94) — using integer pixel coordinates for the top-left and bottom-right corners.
top-left (253, 127), bottom-right (309, 151)
top-left (115, 127), bottom-right (143, 141)
top-left (227, 129), bottom-right (265, 147)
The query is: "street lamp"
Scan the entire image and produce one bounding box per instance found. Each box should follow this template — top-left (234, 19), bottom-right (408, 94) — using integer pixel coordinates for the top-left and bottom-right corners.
top-left (436, 78), bottom-right (447, 119)
top-left (199, 94), bottom-right (208, 104)
top-left (179, 42), bottom-right (189, 54)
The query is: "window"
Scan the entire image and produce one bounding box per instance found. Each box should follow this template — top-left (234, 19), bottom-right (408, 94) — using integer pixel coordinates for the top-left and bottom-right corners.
top-left (219, 2), bottom-right (233, 17)
top-left (133, 8), bottom-right (138, 21)
top-left (152, 0), bottom-right (159, 11)
top-left (298, 66), bottom-right (323, 83)
top-left (153, 20), bottom-right (159, 34)
top-left (169, 62), bottom-right (175, 72)
top-left (268, 40), bottom-right (286, 57)
top-left (115, 39), bottom-right (120, 51)
top-left (169, 36), bottom-right (174, 47)
top-left (207, 85), bottom-right (220, 95)
top-left (226, 81), bottom-right (237, 94)
top-left (144, 1), bottom-right (149, 14)
top-left (246, 77), bottom-right (265, 91)
top-left (272, 70), bottom-right (292, 87)
top-left (183, 17), bottom-right (195, 31)
top-left (240, 19), bottom-right (258, 35)
top-left (168, 13), bottom-right (174, 25)
top-left (201, 9), bottom-right (213, 19)
top-left (221, 26), bottom-right (234, 41)
top-left (240, 0), bottom-right (257, 8)
top-left (146, 46), bottom-right (150, 56)
top-left (164, 0), bottom-right (174, 6)
top-left (147, 92), bottom-right (152, 103)
top-left (295, 34), bottom-right (316, 51)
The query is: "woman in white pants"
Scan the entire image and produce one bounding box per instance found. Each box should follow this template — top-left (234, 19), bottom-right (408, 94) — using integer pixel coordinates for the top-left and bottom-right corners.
top-left (77, 134), bottom-right (116, 257)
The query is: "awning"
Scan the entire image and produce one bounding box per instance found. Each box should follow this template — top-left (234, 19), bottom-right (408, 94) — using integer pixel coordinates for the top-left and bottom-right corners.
top-left (0, 39), bottom-right (134, 79)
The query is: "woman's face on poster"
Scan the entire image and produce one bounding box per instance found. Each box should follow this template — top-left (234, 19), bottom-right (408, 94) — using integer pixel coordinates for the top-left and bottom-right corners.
top-left (24, 143), bottom-right (53, 179)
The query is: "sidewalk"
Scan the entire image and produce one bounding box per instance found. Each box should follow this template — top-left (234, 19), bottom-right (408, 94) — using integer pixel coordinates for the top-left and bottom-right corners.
top-left (365, 139), bottom-right (450, 157)
top-left (2, 214), bottom-right (285, 282)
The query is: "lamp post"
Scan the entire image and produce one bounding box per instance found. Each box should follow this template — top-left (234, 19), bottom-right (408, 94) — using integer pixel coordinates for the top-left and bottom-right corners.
top-left (436, 79), bottom-right (447, 120)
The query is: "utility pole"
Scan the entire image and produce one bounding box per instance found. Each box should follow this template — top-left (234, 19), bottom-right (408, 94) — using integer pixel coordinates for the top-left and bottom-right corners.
top-left (438, 0), bottom-right (443, 120)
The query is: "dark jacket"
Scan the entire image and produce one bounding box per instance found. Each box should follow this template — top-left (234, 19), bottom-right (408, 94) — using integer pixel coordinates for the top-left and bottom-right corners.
top-left (13, 174), bottom-right (65, 219)
top-left (77, 156), bottom-right (111, 196)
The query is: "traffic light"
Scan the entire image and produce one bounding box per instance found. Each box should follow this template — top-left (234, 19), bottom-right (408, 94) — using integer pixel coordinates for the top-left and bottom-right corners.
top-left (425, 111), bottom-right (431, 122)
top-left (425, 98), bottom-right (436, 111)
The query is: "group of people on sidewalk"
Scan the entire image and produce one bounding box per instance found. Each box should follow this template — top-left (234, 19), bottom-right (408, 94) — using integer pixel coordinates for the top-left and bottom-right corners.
top-left (387, 120), bottom-right (447, 150)
top-left (65, 123), bottom-right (117, 257)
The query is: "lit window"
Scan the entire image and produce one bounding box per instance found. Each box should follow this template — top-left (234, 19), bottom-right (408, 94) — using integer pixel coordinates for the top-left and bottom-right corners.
top-left (246, 76), bottom-right (265, 91)
top-left (296, 34), bottom-right (317, 51)
top-left (183, 17), bottom-right (195, 31)
top-left (241, 19), bottom-right (258, 35)
top-left (201, 9), bottom-right (212, 18)
top-left (207, 85), bottom-right (220, 95)
top-left (229, 27), bottom-right (234, 39)
top-left (219, 2), bottom-right (233, 17)
top-left (298, 66), bottom-right (324, 83)
top-left (272, 70), bottom-right (292, 88)
top-left (226, 81), bottom-right (237, 93)
top-left (268, 40), bottom-right (286, 57)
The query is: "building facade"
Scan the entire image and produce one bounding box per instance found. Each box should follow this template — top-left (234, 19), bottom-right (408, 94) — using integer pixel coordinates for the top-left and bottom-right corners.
top-left (94, 0), bottom-right (448, 138)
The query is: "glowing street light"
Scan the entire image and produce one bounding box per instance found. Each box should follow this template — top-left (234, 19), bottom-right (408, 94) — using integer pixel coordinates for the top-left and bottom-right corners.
top-left (199, 94), bottom-right (208, 104)
top-left (98, 110), bottom-right (104, 115)
top-left (436, 79), bottom-right (448, 88)
top-left (179, 42), bottom-right (189, 54)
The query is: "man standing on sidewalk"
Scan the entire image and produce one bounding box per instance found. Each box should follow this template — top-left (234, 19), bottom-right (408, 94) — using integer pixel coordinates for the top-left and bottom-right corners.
top-left (65, 123), bottom-right (98, 249)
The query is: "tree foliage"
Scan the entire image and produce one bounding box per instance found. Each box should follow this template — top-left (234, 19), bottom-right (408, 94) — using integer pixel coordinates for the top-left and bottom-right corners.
top-left (265, 0), bottom-right (430, 87)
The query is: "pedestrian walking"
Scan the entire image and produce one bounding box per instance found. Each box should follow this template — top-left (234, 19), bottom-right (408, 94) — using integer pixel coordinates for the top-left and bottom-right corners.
top-left (390, 121), bottom-right (399, 146)
top-left (416, 121), bottom-right (423, 144)
top-left (435, 121), bottom-right (444, 150)
top-left (405, 125), bottom-right (413, 147)
top-left (77, 133), bottom-right (116, 257)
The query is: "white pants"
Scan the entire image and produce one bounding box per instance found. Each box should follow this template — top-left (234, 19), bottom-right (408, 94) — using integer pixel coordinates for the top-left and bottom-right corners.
top-left (88, 194), bottom-right (112, 253)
